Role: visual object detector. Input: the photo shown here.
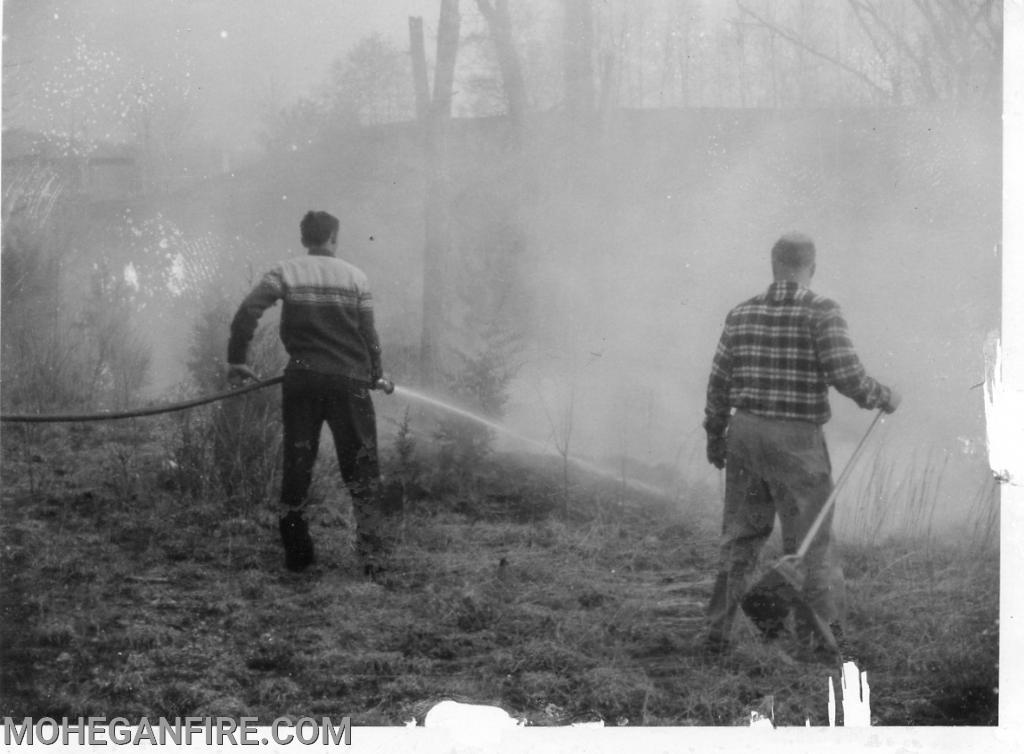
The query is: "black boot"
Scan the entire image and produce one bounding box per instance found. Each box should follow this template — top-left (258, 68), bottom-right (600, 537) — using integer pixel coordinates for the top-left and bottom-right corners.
top-left (279, 510), bottom-right (315, 572)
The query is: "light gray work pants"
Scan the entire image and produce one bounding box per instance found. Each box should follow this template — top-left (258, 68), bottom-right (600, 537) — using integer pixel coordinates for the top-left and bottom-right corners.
top-left (706, 411), bottom-right (845, 643)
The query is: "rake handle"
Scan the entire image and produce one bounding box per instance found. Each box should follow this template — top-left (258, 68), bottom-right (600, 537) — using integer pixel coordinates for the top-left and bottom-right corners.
top-left (794, 408), bottom-right (885, 560)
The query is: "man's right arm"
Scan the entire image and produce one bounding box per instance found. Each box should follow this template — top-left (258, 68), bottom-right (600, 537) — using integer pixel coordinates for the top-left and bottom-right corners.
top-left (356, 284), bottom-right (383, 383)
top-left (227, 269), bottom-right (285, 368)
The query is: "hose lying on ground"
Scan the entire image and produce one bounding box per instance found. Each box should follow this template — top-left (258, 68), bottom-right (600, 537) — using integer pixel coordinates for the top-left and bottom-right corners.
top-left (0, 376), bottom-right (285, 423)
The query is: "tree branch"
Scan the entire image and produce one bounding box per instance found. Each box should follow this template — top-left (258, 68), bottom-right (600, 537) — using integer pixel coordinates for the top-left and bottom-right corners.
top-left (911, 0), bottom-right (960, 70)
top-left (966, 0), bottom-right (1000, 53)
top-left (913, 0), bottom-right (1000, 101)
top-left (736, 1), bottom-right (892, 99)
top-left (848, 0), bottom-right (939, 101)
top-left (847, 0), bottom-right (893, 65)
top-left (976, 0), bottom-right (1001, 48)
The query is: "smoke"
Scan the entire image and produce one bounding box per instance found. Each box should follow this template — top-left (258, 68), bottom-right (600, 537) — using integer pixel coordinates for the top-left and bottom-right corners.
top-left (476, 106), bottom-right (1000, 544)
top-left (2, 1), bottom-right (1001, 540)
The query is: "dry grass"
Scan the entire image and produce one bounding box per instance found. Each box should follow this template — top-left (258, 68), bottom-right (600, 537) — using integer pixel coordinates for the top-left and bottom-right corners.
top-left (0, 423), bottom-right (999, 726)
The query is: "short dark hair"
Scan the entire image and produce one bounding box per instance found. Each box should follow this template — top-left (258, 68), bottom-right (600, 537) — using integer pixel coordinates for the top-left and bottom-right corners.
top-left (771, 232), bottom-right (816, 271)
top-left (300, 211), bottom-right (339, 248)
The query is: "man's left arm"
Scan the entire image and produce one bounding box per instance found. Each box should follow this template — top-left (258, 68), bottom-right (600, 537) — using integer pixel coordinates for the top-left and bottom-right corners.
top-left (814, 303), bottom-right (895, 411)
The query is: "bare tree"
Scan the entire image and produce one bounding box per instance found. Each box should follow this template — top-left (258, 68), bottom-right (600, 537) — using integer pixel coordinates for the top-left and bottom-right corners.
top-left (563, 0), bottom-right (596, 125)
top-left (737, 1), bottom-right (893, 103)
top-left (849, 0), bottom-right (1001, 104)
top-left (735, 0), bottom-right (1002, 107)
top-left (658, 0), bottom-right (701, 108)
top-left (474, 0), bottom-right (528, 140)
top-left (331, 33), bottom-right (413, 125)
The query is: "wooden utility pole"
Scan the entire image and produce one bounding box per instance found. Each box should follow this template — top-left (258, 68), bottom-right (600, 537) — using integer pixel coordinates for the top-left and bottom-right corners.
top-left (411, 0), bottom-right (461, 386)
top-left (409, 17), bottom-right (431, 122)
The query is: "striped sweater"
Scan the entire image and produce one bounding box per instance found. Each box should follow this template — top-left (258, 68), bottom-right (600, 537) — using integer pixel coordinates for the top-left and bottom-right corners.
top-left (228, 251), bottom-right (382, 383)
top-left (704, 281), bottom-right (891, 437)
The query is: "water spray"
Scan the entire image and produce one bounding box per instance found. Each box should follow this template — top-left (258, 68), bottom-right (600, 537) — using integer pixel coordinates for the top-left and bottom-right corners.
top-left (0, 372), bottom-right (674, 501)
top-left (390, 384), bottom-right (674, 500)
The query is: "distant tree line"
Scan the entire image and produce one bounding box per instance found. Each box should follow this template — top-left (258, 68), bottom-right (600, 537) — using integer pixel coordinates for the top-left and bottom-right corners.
top-left (1, 0), bottom-right (1001, 414)
top-left (251, 0), bottom-right (1002, 403)
top-left (259, 0), bottom-right (1000, 149)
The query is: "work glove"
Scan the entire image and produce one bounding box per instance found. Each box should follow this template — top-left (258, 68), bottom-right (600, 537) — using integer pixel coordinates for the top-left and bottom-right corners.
top-left (706, 434), bottom-right (727, 470)
top-left (226, 363), bottom-right (259, 387)
top-left (882, 387), bottom-right (902, 414)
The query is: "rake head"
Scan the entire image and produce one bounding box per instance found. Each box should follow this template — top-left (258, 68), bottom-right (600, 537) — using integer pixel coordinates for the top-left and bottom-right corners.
top-left (742, 556), bottom-right (838, 654)
top-left (741, 560), bottom-right (803, 640)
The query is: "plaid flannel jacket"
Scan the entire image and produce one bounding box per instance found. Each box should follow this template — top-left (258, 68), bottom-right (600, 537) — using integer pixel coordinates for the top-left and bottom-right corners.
top-left (228, 251), bottom-right (382, 383)
top-left (704, 281), bottom-right (891, 437)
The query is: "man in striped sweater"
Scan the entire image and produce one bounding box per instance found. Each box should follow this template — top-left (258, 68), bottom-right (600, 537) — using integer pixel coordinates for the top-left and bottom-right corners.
top-left (702, 232), bottom-right (900, 657)
top-left (227, 210), bottom-right (393, 575)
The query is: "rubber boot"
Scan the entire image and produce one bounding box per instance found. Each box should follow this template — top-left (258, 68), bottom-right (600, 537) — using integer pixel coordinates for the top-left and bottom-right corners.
top-left (279, 510), bottom-right (315, 572)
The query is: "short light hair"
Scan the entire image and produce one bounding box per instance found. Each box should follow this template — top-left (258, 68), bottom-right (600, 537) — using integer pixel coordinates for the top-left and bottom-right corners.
top-left (300, 210), bottom-right (340, 248)
top-left (771, 232), bottom-right (816, 272)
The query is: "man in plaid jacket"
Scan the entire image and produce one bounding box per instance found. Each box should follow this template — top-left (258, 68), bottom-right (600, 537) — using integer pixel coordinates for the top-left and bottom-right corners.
top-left (227, 210), bottom-right (394, 575)
top-left (702, 232), bottom-right (900, 656)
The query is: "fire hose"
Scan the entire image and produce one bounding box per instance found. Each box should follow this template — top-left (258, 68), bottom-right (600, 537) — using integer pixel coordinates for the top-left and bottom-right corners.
top-left (0, 375), bottom-right (396, 424)
top-left (0, 376), bottom-right (286, 423)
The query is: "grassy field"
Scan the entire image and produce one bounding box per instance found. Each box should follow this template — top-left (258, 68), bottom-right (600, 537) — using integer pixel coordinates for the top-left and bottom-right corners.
top-left (0, 416), bottom-right (999, 727)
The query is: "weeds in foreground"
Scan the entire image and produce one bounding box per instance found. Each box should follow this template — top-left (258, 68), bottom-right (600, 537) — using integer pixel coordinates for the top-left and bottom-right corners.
top-left (840, 540), bottom-right (998, 724)
top-left (0, 419), bottom-right (1000, 726)
top-left (156, 298), bottom-right (287, 510)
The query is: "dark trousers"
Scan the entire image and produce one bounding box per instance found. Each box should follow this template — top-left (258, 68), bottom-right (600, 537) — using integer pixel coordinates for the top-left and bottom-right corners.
top-left (706, 411), bottom-right (845, 643)
top-left (281, 370), bottom-right (385, 558)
